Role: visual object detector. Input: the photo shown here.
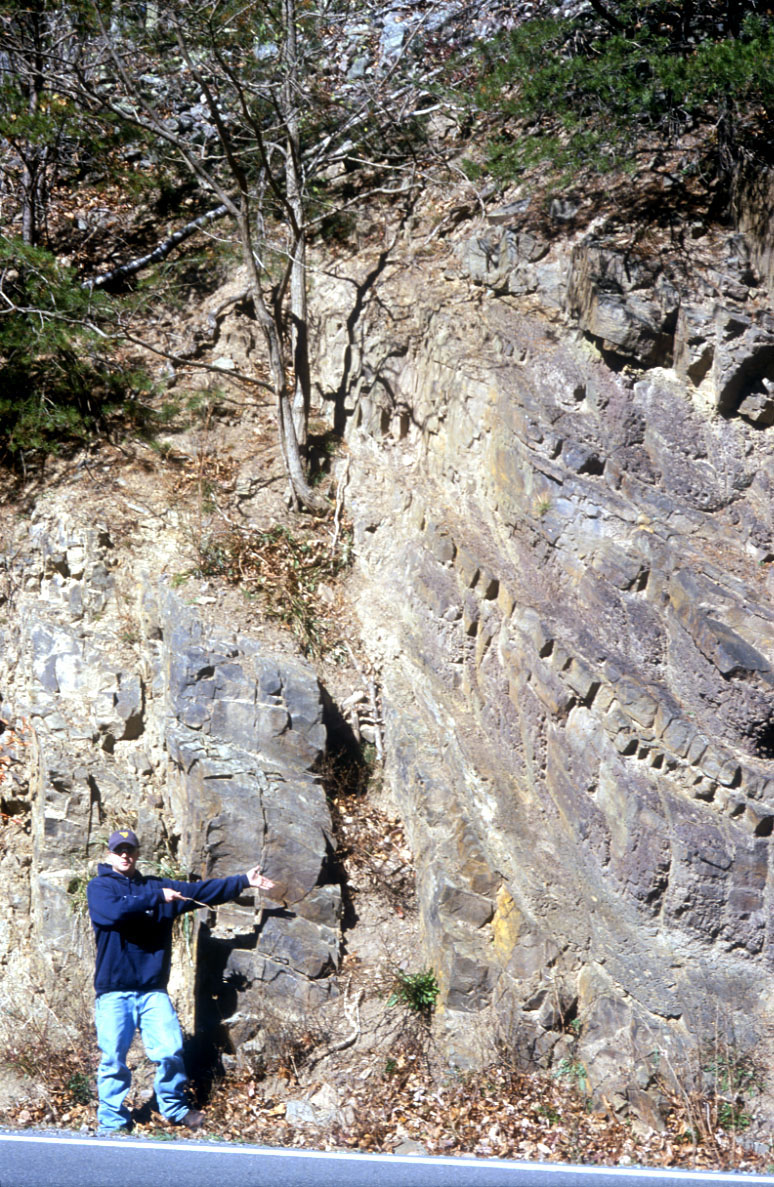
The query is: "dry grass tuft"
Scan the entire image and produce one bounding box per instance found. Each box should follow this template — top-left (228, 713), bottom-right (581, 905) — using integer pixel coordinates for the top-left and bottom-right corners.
top-left (186, 519), bottom-right (353, 658)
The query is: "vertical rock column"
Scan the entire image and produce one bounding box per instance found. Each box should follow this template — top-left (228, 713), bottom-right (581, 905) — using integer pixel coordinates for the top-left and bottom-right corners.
top-left (152, 590), bottom-right (342, 1053)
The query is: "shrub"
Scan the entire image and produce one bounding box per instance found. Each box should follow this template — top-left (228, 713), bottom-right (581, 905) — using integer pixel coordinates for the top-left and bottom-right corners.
top-left (553, 1056), bottom-right (589, 1094)
top-left (459, 2), bottom-right (774, 186)
top-left (0, 237), bottom-right (153, 466)
top-left (388, 969), bottom-right (440, 1016)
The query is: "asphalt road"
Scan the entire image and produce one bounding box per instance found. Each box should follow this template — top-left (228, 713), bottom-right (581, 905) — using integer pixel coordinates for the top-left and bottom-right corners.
top-left (3, 1131), bottom-right (774, 1187)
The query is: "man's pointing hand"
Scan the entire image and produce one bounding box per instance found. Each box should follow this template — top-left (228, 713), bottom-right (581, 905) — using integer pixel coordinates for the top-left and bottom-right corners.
top-left (246, 865), bottom-right (275, 890)
top-left (162, 887), bottom-right (186, 903)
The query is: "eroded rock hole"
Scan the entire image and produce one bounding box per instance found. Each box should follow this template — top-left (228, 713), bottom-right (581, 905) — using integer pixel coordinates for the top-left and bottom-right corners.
top-left (750, 715), bottom-right (774, 760)
top-left (718, 347), bottom-right (774, 427)
top-left (577, 454), bottom-right (605, 477)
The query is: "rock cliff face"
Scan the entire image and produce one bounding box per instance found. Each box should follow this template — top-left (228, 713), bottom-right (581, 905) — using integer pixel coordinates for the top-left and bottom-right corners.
top-left (3, 162), bottom-right (774, 1117)
top-left (0, 511), bottom-right (340, 1050)
top-left (313, 172), bottom-right (774, 1100)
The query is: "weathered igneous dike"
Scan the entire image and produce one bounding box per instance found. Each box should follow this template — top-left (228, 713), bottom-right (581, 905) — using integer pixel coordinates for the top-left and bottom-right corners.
top-left (0, 526), bottom-right (340, 1049)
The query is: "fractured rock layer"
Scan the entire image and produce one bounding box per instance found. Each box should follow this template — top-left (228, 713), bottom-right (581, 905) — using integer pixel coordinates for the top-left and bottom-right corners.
top-left (314, 191), bottom-right (774, 1096)
top-left (0, 513), bottom-right (339, 1052)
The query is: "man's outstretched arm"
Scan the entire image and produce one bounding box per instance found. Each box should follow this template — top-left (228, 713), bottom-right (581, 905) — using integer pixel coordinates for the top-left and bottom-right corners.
top-left (162, 866), bottom-right (275, 908)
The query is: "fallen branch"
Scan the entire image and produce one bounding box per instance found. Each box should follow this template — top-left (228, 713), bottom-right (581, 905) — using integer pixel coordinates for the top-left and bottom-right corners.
top-left (306, 980), bottom-right (364, 1069)
top-left (82, 203), bottom-right (229, 290)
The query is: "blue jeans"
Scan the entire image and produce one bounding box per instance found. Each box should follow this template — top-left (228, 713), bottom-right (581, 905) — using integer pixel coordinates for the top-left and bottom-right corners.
top-left (95, 990), bottom-right (189, 1130)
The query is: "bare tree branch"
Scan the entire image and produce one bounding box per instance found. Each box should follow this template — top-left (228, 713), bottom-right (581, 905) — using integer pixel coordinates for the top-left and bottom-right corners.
top-left (587, 0), bottom-right (625, 31)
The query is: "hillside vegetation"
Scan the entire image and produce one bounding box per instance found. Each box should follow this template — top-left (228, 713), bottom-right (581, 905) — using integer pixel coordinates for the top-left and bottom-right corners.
top-left (2, 1), bottom-right (773, 471)
top-left (465, 0), bottom-right (774, 186)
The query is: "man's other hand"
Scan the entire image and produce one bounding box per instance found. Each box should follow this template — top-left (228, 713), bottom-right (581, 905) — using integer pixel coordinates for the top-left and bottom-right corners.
top-left (246, 865), bottom-right (275, 890)
top-left (162, 888), bottom-right (186, 903)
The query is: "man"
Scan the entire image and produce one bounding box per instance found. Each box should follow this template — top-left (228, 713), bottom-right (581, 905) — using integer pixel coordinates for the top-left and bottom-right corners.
top-left (87, 827), bottom-right (274, 1135)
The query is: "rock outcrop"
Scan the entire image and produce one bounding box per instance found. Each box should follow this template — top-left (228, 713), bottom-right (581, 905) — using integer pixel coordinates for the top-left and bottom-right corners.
top-left (0, 511), bottom-right (340, 1053)
top-left (312, 166), bottom-right (774, 1106)
top-left (3, 152), bottom-right (774, 1128)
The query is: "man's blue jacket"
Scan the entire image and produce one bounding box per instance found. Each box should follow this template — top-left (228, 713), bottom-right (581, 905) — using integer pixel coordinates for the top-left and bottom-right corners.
top-left (87, 864), bottom-right (249, 996)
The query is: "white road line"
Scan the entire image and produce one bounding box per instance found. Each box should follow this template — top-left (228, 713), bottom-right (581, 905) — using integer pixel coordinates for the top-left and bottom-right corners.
top-left (1, 1134), bottom-right (773, 1182)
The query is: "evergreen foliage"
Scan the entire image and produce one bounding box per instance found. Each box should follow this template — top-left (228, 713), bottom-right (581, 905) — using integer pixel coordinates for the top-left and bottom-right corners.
top-left (0, 236), bottom-right (152, 462)
top-left (463, 1), bottom-right (774, 185)
top-left (0, 2), bottom-right (157, 466)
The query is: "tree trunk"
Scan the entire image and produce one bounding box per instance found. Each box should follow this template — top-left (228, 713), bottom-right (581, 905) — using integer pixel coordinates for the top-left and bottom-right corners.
top-left (21, 157), bottom-right (39, 247)
top-left (289, 231), bottom-right (310, 450)
top-left (282, 0), bottom-right (311, 451)
top-left (20, 1), bottom-right (45, 246)
top-left (237, 212), bottom-right (325, 513)
top-left (88, 0), bottom-right (326, 511)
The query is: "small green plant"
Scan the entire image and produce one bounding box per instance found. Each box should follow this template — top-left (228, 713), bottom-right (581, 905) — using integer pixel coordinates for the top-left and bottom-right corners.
top-left (553, 1057), bottom-right (588, 1094)
top-left (705, 1054), bottom-right (760, 1097)
top-left (66, 1071), bottom-right (93, 1105)
top-left (146, 848), bottom-right (188, 881)
top-left (704, 1051), bottom-right (761, 1132)
top-left (388, 969), bottom-right (440, 1016)
top-left (536, 497), bottom-right (552, 517)
top-left (66, 870), bottom-right (92, 919)
top-left (717, 1100), bottom-right (752, 1132)
top-left (536, 1102), bottom-right (561, 1125)
top-left (360, 742), bottom-right (377, 771)
top-left (155, 389), bottom-right (222, 431)
top-left (655, 1038), bottom-right (762, 1147)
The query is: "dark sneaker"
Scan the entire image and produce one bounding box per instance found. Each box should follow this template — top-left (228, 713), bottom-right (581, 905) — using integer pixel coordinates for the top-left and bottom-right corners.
top-left (179, 1109), bottom-right (205, 1130)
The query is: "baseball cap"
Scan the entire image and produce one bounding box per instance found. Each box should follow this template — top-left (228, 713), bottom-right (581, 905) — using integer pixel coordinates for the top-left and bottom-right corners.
top-left (108, 829), bottom-right (140, 851)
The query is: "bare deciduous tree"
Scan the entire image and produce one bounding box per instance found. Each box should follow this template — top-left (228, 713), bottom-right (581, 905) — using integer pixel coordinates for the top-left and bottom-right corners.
top-left (3, 0), bottom-right (440, 492)
top-left (0, 0), bottom-right (92, 245)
